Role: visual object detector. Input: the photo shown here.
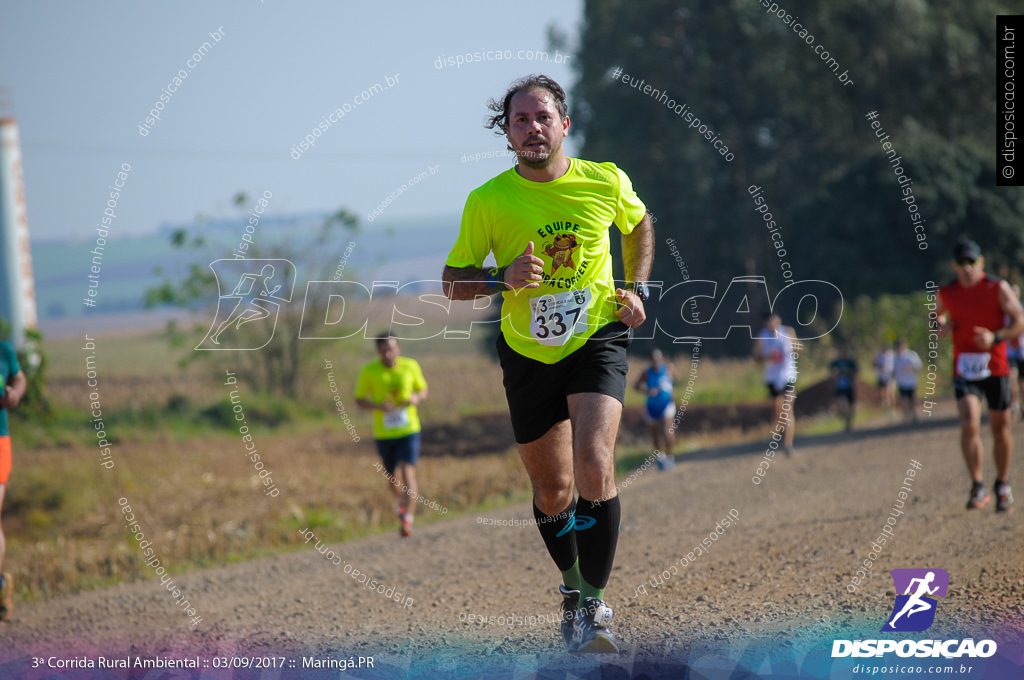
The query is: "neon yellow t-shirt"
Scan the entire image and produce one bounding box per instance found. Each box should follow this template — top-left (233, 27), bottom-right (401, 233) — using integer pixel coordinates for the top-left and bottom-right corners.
top-left (355, 356), bottom-right (427, 440)
top-left (446, 158), bottom-right (647, 364)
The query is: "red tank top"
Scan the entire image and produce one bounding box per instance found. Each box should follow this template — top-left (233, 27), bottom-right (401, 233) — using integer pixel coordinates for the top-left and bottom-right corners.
top-left (939, 275), bottom-right (1010, 378)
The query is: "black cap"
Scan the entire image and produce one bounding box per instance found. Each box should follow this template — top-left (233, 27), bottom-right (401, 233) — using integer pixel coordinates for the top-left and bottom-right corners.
top-left (953, 239), bottom-right (981, 261)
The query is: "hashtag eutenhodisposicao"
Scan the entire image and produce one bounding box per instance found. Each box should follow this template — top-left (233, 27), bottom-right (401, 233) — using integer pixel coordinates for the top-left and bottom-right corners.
top-left (611, 67), bottom-right (733, 162)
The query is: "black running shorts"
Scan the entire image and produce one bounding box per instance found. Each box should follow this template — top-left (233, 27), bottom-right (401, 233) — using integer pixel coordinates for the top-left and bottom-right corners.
top-left (953, 374), bottom-right (1012, 411)
top-left (496, 322), bottom-right (631, 444)
top-left (766, 381), bottom-right (797, 399)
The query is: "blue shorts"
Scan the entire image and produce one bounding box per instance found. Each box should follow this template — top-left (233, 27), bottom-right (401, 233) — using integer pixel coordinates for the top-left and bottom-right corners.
top-left (645, 393), bottom-right (675, 421)
top-left (375, 432), bottom-right (421, 475)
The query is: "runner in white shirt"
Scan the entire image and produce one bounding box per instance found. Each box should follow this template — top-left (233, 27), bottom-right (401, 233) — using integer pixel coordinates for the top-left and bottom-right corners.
top-left (754, 313), bottom-right (799, 455)
top-left (893, 339), bottom-right (923, 423)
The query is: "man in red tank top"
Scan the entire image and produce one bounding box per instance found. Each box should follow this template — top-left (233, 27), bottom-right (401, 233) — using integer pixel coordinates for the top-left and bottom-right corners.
top-left (936, 240), bottom-right (1024, 512)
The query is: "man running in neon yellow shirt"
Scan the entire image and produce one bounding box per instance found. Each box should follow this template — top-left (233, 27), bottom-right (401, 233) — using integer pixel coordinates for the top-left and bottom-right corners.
top-left (442, 75), bottom-right (654, 653)
top-left (355, 335), bottom-right (428, 537)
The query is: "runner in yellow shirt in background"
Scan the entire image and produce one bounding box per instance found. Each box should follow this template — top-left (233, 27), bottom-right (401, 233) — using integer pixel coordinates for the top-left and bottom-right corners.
top-left (355, 335), bottom-right (428, 537)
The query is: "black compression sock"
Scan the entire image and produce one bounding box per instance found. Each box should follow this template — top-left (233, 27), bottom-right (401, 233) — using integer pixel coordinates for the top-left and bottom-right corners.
top-left (533, 499), bottom-right (579, 586)
top-left (576, 495), bottom-right (621, 602)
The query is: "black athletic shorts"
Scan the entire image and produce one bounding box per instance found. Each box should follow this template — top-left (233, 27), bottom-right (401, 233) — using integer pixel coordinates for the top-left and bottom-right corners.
top-left (766, 381), bottom-right (797, 399)
top-left (898, 386), bottom-right (916, 399)
top-left (835, 387), bottom-right (855, 403)
top-left (953, 374), bottom-right (1012, 411)
top-left (496, 321), bottom-right (631, 444)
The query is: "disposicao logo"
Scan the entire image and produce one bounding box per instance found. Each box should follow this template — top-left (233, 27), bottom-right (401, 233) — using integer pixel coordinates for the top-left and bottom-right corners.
top-left (882, 568), bottom-right (948, 632)
top-left (197, 259), bottom-right (295, 350)
top-left (832, 568), bottom-right (997, 659)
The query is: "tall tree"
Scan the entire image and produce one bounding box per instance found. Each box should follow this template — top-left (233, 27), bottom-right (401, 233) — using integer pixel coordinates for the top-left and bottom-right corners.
top-left (573, 0), bottom-right (1023, 312)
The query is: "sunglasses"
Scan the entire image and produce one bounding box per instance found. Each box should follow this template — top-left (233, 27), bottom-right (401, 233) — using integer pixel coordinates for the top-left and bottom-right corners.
top-left (955, 258), bottom-right (979, 267)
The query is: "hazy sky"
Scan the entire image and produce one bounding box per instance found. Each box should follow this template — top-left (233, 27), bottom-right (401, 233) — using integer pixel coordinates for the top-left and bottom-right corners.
top-left (1, 1), bottom-right (583, 242)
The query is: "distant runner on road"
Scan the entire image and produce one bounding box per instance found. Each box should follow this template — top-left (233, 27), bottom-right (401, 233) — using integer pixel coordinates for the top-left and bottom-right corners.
top-left (634, 349), bottom-right (676, 458)
top-left (829, 345), bottom-right (859, 433)
top-left (873, 344), bottom-right (896, 418)
top-left (754, 313), bottom-right (798, 455)
top-left (893, 339), bottom-right (923, 423)
top-left (355, 335), bottom-right (429, 537)
top-left (936, 239), bottom-right (1024, 512)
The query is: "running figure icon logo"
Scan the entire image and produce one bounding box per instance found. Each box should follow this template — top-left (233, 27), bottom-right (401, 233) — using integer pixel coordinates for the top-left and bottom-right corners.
top-left (881, 568), bottom-right (949, 632)
top-left (197, 259), bottom-right (295, 350)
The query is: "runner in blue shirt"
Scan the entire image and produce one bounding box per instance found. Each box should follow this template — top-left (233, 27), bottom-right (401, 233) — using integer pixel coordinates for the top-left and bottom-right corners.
top-left (634, 349), bottom-right (676, 457)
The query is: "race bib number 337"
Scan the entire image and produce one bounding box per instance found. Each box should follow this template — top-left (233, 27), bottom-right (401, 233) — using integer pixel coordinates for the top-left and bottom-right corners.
top-left (529, 288), bottom-right (591, 346)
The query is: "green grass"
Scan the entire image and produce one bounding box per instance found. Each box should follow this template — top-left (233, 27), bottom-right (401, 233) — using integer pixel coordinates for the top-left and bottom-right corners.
top-left (6, 321), bottom-right (953, 606)
top-left (47, 330), bottom-right (192, 378)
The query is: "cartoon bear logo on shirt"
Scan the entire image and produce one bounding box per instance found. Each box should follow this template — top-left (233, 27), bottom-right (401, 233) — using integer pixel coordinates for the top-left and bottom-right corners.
top-left (544, 234), bottom-right (581, 275)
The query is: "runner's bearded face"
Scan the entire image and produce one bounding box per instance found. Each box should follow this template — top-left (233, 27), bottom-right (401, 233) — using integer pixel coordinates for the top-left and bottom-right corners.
top-left (506, 88), bottom-right (569, 170)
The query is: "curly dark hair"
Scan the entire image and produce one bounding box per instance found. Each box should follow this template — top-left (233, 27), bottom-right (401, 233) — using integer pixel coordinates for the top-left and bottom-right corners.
top-left (485, 74), bottom-right (568, 135)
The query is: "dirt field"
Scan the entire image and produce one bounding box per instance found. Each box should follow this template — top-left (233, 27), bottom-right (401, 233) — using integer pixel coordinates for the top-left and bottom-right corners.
top-left (2, 399), bottom-right (1022, 679)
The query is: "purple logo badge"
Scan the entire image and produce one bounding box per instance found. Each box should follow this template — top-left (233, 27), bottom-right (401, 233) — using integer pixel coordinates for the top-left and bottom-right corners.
top-left (881, 568), bottom-right (949, 632)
